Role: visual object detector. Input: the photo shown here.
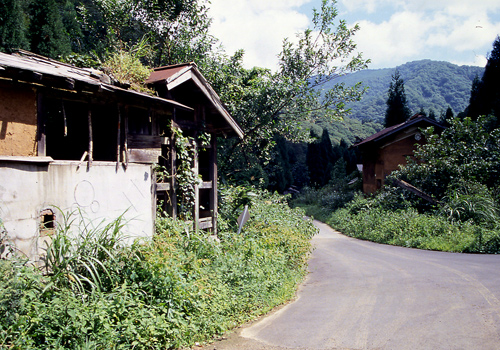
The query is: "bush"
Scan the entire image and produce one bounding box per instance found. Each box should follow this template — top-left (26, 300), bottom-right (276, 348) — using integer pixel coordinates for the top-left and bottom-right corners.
top-left (393, 117), bottom-right (500, 200)
top-left (290, 170), bottom-right (361, 221)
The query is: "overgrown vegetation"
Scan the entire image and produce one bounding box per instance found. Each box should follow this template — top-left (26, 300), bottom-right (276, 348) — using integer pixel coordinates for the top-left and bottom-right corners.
top-left (327, 193), bottom-right (500, 253)
top-left (299, 114), bottom-right (500, 254)
top-left (0, 187), bottom-right (316, 349)
top-left (291, 160), bottom-right (362, 223)
top-left (101, 38), bottom-right (153, 92)
top-left (294, 37), bottom-right (500, 255)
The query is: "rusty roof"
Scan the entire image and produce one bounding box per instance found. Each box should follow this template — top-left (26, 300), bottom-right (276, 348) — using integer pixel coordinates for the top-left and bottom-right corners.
top-left (145, 63), bottom-right (193, 85)
top-left (354, 114), bottom-right (445, 147)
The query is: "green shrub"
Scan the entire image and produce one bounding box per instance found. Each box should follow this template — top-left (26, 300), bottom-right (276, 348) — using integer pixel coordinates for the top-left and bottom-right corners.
top-left (290, 180), bottom-right (359, 221)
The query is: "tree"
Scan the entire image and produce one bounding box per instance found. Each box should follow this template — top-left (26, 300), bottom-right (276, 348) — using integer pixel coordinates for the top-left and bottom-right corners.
top-left (0, 0), bottom-right (29, 53)
top-left (28, 0), bottom-right (71, 57)
top-left (393, 116), bottom-right (500, 200)
top-left (206, 0), bottom-right (369, 185)
top-left (266, 135), bottom-right (294, 193)
top-left (427, 108), bottom-right (437, 121)
top-left (467, 36), bottom-right (500, 124)
top-left (442, 106), bottom-right (454, 126)
top-left (384, 70), bottom-right (411, 127)
top-left (129, 0), bottom-right (216, 66)
top-left (307, 128), bottom-right (334, 188)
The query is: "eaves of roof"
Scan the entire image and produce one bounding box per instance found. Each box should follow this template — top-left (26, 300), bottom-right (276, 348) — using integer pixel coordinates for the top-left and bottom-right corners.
top-left (354, 116), bottom-right (444, 148)
top-left (0, 51), bottom-right (193, 112)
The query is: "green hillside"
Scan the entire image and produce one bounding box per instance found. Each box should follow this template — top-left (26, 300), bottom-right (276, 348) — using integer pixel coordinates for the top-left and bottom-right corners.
top-left (326, 60), bottom-right (484, 123)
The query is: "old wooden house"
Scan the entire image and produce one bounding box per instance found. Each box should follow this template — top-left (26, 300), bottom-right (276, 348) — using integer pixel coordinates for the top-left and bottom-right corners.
top-left (0, 51), bottom-right (242, 261)
top-left (354, 114), bottom-right (444, 194)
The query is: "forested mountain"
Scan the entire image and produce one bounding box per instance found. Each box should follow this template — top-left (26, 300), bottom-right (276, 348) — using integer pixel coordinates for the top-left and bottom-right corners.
top-left (326, 60), bottom-right (484, 123)
top-left (307, 117), bottom-right (382, 146)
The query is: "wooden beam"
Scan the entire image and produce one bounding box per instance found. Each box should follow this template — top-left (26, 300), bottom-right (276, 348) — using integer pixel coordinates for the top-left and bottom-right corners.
top-left (200, 181), bottom-right (213, 189)
top-left (61, 100), bottom-right (67, 137)
top-left (116, 105), bottom-right (121, 169)
top-left (156, 183), bottom-right (170, 192)
top-left (192, 137), bottom-right (199, 232)
top-left (124, 107), bottom-right (129, 169)
top-left (392, 178), bottom-right (440, 205)
top-left (87, 107), bottom-right (93, 167)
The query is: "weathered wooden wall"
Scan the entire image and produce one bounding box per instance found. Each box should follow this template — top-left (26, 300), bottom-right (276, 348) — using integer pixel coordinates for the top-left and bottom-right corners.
top-left (0, 84), bottom-right (37, 156)
top-left (362, 132), bottom-right (425, 193)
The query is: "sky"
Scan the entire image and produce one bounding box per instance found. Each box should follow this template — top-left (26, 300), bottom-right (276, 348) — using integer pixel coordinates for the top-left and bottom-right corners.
top-left (207, 0), bottom-right (500, 71)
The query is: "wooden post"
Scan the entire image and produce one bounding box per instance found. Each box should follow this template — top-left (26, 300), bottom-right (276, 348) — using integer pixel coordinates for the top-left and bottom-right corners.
top-left (116, 105), bottom-right (121, 170)
top-left (170, 111), bottom-right (177, 218)
top-left (62, 101), bottom-right (67, 137)
top-left (192, 137), bottom-right (199, 233)
top-left (36, 91), bottom-right (46, 156)
top-left (123, 107), bottom-right (129, 169)
top-left (210, 133), bottom-right (217, 234)
top-left (87, 107), bottom-right (93, 167)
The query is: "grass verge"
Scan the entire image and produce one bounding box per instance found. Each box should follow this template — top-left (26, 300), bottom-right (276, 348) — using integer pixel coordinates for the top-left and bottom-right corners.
top-left (0, 187), bottom-right (317, 349)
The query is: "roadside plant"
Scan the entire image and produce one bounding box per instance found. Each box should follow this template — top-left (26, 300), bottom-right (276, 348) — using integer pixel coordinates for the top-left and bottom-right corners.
top-left (1, 191), bottom-right (318, 349)
top-left (439, 180), bottom-right (499, 228)
top-left (42, 210), bottom-right (128, 294)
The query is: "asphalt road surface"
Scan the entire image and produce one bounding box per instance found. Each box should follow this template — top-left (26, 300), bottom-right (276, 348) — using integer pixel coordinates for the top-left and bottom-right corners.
top-left (199, 220), bottom-right (500, 350)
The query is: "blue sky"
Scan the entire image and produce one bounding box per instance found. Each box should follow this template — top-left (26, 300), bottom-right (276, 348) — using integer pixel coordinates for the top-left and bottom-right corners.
top-left (208, 0), bottom-right (500, 70)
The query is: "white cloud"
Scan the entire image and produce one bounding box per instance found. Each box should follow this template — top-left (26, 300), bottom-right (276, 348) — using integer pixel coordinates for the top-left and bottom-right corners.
top-left (354, 12), bottom-right (428, 67)
top-left (208, 0), bottom-right (500, 70)
top-left (208, 0), bottom-right (311, 69)
top-left (341, 0), bottom-right (500, 15)
top-left (346, 0), bottom-right (500, 68)
top-left (340, 0), bottom-right (404, 14)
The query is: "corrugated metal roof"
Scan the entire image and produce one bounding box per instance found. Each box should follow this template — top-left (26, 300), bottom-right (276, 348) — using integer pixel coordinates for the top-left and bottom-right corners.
top-left (145, 63), bottom-right (192, 84)
top-left (0, 51), bottom-right (193, 111)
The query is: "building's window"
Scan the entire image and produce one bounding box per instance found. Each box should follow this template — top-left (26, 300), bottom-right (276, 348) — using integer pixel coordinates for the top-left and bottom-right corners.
top-left (40, 209), bottom-right (56, 236)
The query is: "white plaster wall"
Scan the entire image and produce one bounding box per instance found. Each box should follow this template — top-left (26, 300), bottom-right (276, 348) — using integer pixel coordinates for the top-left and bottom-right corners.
top-left (0, 160), bottom-right (155, 261)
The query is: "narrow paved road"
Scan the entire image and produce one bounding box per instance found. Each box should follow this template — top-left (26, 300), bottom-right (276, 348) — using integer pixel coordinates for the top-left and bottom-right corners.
top-left (200, 221), bottom-right (500, 350)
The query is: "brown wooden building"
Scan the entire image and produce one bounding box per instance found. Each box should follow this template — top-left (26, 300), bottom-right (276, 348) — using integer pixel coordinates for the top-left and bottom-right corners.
top-left (0, 51), bottom-right (242, 260)
top-left (354, 114), bottom-right (444, 194)
top-left (146, 63), bottom-right (243, 230)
